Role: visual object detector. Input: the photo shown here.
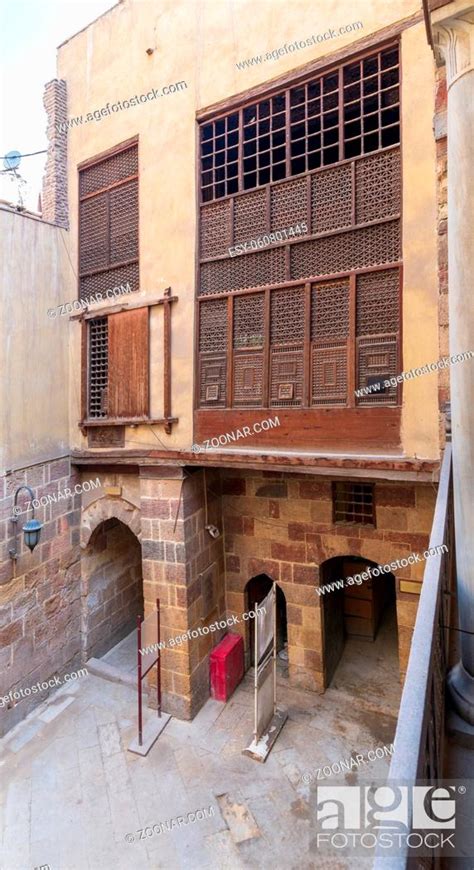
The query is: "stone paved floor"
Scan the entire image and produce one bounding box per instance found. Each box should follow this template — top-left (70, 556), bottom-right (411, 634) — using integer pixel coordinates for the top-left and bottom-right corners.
top-left (0, 620), bottom-right (400, 870)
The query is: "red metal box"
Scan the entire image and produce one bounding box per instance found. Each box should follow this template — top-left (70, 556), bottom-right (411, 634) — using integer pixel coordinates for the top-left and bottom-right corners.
top-left (210, 632), bottom-right (244, 701)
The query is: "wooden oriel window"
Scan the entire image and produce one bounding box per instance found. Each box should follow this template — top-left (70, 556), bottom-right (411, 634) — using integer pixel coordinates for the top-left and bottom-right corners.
top-left (86, 308), bottom-right (149, 421)
top-left (78, 140), bottom-right (139, 301)
top-left (197, 40), bottom-right (402, 411)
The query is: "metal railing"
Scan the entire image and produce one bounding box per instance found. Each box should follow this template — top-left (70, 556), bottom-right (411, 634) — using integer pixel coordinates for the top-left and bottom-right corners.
top-left (373, 443), bottom-right (454, 870)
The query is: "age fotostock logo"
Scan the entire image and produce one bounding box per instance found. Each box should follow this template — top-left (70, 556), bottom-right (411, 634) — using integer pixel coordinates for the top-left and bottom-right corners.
top-left (314, 784), bottom-right (462, 856)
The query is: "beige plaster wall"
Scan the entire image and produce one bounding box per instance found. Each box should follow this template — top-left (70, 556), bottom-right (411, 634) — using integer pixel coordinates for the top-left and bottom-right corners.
top-left (58, 0), bottom-right (439, 460)
top-left (0, 208), bottom-right (72, 473)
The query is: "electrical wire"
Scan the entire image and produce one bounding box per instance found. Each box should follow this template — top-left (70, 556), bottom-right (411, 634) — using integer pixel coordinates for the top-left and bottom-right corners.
top-left (1, 150), bottom-right (48, 159)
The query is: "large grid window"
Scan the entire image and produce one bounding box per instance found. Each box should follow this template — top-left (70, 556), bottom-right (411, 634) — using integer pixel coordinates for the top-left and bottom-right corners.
top-left (200, 44), bottom-right (399, 202)
top-left (333, 482), bottom-right (375, 525)
top-left (78, 142), bottom-right (139, 300)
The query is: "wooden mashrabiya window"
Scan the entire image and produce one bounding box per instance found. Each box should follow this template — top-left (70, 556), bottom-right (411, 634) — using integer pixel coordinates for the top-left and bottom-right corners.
top-left (197, 42), bottom-right (402, 410)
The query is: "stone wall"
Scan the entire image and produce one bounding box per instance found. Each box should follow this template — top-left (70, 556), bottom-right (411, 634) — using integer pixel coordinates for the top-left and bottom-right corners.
top-left (42, 79), bottom-right (68, 228)
top-left (221, 470), bottom-right (435, 691)
top-left (0, 458), bottom-right (81, 737)
top-left (139, 467), bottom-right (225, 720)
top-left (435, 64), bottom-right (449, 445)
top-left (81, 518), bottom-right (143, 660)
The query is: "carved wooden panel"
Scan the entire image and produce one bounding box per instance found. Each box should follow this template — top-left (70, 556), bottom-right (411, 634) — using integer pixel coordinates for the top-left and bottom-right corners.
top-left (311, 280), bottom-right (350, 339)
top-left (270, 346), bottom-right (304, 407)
top-left (356, 148), bottom-right (401, 223)
top-left (200, 200), bottom-right (232, 259)
top-left (200, 247), bottom-right (286, 295)
top-left (312, 342), bottom-right (348, 406)
top-left (233, 351), bottom-right (265, 406)
top-left (233, 293), bottom-right (265, 348)
top-left (270, 287), bottom-right (305, 344)
top-left (291, 220), bottom-right (401, 279)
top-left (199, 298), bottom-right (227, 352)
top-left (199, 354), bottom-right (227, 407)
top-left (270, 177), bottom-right (308, 232)
top-left (356, 336), bottom-right (398, 404)
top-left (312, 164), bottom-right (352, 233)
top-left (356, 269), bottom-right (400, 336)
top-left (234, 189), bottom-right (267, 242)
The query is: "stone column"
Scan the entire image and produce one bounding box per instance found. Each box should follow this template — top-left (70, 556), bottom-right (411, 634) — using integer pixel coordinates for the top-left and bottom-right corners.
top-left (433, 9), bottom-right (474, 723)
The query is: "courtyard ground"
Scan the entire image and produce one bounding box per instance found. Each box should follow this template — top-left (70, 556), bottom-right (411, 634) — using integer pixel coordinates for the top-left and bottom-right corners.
top-left (0, 617), bottom-right (400, 870)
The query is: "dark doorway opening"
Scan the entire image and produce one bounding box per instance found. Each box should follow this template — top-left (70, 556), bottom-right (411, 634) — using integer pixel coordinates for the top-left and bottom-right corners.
top-left (320, 556), bottom-right (397, 688)
top-left (245, 574), bottom-right (287, 667)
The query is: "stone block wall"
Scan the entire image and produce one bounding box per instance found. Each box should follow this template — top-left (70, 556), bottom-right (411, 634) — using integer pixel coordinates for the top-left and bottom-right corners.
top-left (220, 470), bottom-right (435, 692)
top-left (0, 458), bottom-right (81, 737)
top-left (435, 64), bottom-right (449, 444)
top-left (42, 79), bottom-right (68, 228)
top-left (139, 468), bottom-right (225, 720)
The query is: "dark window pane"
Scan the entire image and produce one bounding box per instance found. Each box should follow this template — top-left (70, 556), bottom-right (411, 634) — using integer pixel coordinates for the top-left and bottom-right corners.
top-left (258, 167), bottom-right (270, 185)
top-left (259, 100), bottom-right (270, 118)
top-left (323, 110), bottom-right (338, 130)
top-left (227, 113), bottom-right (239, 130)
top-left (344, 82), bottom-right (360, 103)
top-left (291, 156), bottom-right (306, 175)
top-left (227, 162), bottom-right (238, 178)
top-left (201, 156), bottom-right (213, 171)
top-left (382, 107), bottom-right (399, 127)
top-left (323, 73), bottom-right (338, 92)
top-left (215, 135), bottom-right (225, 151)
top-left (381, 68), bottom-right (399, 89)
top-left (291, 137), bottom-right (306, 156)
top-left (244, 124), bottom-right (257, 141)
top-left (291, 122), bottom-right (305, 141)
top-left (228, 147), bottom-right (238, 162)
top-left (272, 112), bottom-right (286, 130)
top-left (215, 166), bottom-right (226, 182)
top-left (227, 130), bottom-right (238, 147)
top-left (344, 119), bottom-right (361, 139)
top-left (244, 172), bottom-right (257, 189)
top-left (308, 116), bottom-right (321, 135)
top-left (363, 132), bottom-right (379, 153)
top-left (215, 150), bottom-right (225, 167)
top-left (244, 139), bottom-right (256, 156)
top-left (244, 105), bottom-right (257, 124)
top-left (381, 48), bottom-right (398, 70)
top-left (308, 133), bottom-right (321, 151)
top-left (324, 127), bottom-right (338, 147)
top-left (363, 95), bottom-right (378, 115)
top-left (323, 145), bottom-right (339, 164)
top-left (308, 80), bottom-right (320, 100)
top-left (202, 124), bottom-right (213, 141)
top-left (202, 140), bottom-right (213, 156)
top-left (308, 150), bottom-right (321, 170)
top-left (202, 185), bottom-right (213, 202)
top-left (272, 162), bottom-right (286, 181)
top-left (259, 150), bottom-right (270, 168)
top-left (363, 56), bottom-right (378, 77)
top-left (381, 87), bottom-right (399, 108)
top-left (307, 98), bottom-right (320, 118)
top-left (381, 125), bottom-right (399, 147)
top-left (272, 94), bottom-right (286, 113)
top-left (215, 182), bottom-right (226, 198)
top-left (363, 75), bottom-right (378, 96)
top-left (323, 92), bottom-right (338, 111)
top-left (272, 130), bottom-right (286, 147)
top-left (364, 112), bottom-right (379, 132)
top-left (290, 87), bottom-right (306, 106)
top-left (244, 156), bottom-right (257, 172)
top-left (215, 119), bottom-right (225, 136)
top-left (345, 138), bottom-right (362, 158)
top-left (202, 170), bottom-right (213, 186)
top-left (291, 105), bottom-right (306, 124)
top-left (272, 146), bottom-right (286, 163)
top-left (344, 62), bottom-right (360, 85)
top-left (344, 101), bottom-right (361, 122)
top-left (259, 119), bottom-right (270, 135)
top-left (259, 134), bottom-right (270, 151)
top-left (227, 177), bottom-right (239, 194)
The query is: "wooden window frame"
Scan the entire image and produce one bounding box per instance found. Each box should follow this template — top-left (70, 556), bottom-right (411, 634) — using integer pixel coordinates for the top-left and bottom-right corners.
top-left (78, 138), bottom-right (139, 301)
top-left (332, 481), bottom-right (376, 526)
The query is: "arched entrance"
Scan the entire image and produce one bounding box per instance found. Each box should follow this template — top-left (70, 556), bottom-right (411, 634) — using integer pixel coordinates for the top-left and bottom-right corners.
top-left (320, 555), bottom-right (398, 689)
top-left (245, 574), bottom-right (287, 667)
top-left (81, 517), bottom-right (143, 662)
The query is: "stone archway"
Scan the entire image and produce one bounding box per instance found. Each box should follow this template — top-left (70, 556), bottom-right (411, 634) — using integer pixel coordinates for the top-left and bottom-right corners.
top-left (80, 497), bottom-right (143, 662)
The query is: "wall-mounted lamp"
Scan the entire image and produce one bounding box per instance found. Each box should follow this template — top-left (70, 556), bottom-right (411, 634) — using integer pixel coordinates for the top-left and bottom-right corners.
top-left (9, 485), bottom-right (43, 560)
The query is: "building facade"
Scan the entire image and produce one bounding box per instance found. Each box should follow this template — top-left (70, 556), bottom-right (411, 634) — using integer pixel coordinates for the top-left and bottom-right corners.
top-left (1, 0), bottom-right (460, 732)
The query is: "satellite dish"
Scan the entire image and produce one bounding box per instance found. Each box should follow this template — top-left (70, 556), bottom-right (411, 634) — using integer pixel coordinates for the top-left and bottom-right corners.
top-left (3, 151), bottom-right (21, 171)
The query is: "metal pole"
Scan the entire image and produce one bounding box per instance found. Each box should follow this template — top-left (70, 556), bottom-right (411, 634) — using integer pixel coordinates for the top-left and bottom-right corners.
top-left (156, 597), bottom-right (161, 718)
top-left (254, 604), bottom-right (258, 741)
top-left (273, 583), bottom-right (277, 714)
top-left (137, 614), bottom-right (143, 747)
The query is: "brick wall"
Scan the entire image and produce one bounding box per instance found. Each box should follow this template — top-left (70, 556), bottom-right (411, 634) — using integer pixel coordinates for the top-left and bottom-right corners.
top-left (0, 458), bottom-right (81, 736)
top-left (220, 470), bottom-right (435, 691)
top-left (42, 79), bottom-right (68, 228)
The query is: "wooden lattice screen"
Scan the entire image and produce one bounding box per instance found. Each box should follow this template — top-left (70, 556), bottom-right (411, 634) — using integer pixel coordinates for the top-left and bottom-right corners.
top-left (197, 42), bottom-right (402, 410)
top-left (78, 141), bottom-right (139, 301)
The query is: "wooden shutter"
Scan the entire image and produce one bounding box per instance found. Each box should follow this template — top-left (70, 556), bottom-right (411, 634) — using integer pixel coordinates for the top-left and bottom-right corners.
top-left (107, 308), bottom-right (149, 417)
